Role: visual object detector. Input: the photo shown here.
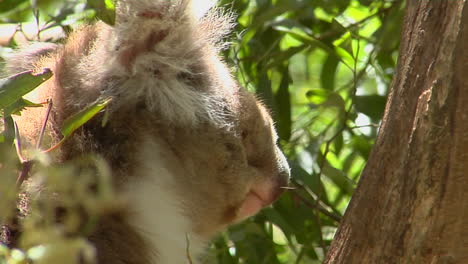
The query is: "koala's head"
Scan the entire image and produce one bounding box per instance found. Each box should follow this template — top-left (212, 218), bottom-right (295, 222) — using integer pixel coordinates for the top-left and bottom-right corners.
top-left (110, 46), bottom-right (290, 238)
top-left (128, 83), bottom-right (290, 239)
top-left (176, 89), bottom-right (290, 237)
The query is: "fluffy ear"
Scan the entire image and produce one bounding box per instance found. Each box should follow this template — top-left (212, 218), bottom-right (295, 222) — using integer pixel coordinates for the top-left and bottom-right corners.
top-left (109, 0), bottom-right (234, 74)
top-left (86, 0), bottom-right (236, 126)
top-left (4, 42), bottom-right (58, 74)
top-left (190, 0), bottom-right (217, 19)
top-left (4, 0), bottom-right (236, 127)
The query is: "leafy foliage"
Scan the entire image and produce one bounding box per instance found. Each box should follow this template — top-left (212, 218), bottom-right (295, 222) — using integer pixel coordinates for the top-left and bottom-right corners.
top-left (215, 0), bottom-right (403, 262)
top-left (0, 0), bottom-right (403, 263)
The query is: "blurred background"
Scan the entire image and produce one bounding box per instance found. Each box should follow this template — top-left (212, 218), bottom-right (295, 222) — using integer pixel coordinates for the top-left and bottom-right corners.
top-left (0, 0), bottom-right (404, 263)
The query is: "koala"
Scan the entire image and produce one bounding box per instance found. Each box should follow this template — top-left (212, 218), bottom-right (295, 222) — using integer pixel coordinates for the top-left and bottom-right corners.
top-left (6, 0), bottom-right (290, 263)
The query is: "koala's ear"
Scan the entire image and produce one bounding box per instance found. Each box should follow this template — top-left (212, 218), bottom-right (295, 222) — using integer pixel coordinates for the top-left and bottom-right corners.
top-left (88, 0), bottom-right (235, 127)
top-left (5, 42), bottom-right (59, 74)
top-left (189, 0), bottom-right (217, 19)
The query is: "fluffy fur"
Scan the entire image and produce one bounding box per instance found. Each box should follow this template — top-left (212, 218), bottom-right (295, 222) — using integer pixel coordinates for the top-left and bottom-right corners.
top-left (7, 1), bottom-right (290, 263)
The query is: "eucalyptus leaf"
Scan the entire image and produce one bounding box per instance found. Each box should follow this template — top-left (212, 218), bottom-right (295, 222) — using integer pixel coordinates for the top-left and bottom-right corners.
top-left (355, 95), bottom-right (387, 120)
top-left (2, 116), bottom-right (15, 145)
top-left (322, 162), bottom-right (355, 195)
top-left (351, 135), bottom-right (373, 159)
top-left (87, 0), bottom-right (116, 25)
top-left (0, 69), bottom-right (52, 109)
top-left (306, 89), bottom-right (330, 105)
top-left (274, 26), bottom-right (333, 53)
top-left (0, 0), bottom-right (27, 13)
top-left (4, 98), bottom-right (42, 117)
top-left (256, 71), bottom-right (275, 111)
top-left (61, 97), bottom-right (112, 138)
top-left (321, 55), bottom-right (339, 90)
top-left (275, 66), bottom-right (292, 141)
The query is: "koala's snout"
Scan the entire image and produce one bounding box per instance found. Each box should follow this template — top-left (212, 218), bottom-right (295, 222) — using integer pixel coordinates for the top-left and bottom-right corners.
top-left (236, 147), bottom-right (289, 220)
top-left (257, 146), bottom-right (291, 205)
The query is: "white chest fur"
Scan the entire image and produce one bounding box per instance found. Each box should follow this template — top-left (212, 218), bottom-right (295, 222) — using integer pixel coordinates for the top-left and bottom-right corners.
top-left (123, 139), bottom-right (207, 264)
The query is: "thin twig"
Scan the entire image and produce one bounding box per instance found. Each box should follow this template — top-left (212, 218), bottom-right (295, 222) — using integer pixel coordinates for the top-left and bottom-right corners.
top-left (185, 233), bottom-right (194, 264)
top-left (290, 188), bottom-right (342, 223)
top-left (316, 6), bottom-right (393, 42)
top-left (13, 121), bottom-right (26, 163)
top-left (349, 123), bottom-right (379, 129)
top-left (16, 160), bottom-right (33, 187)
top-left (32, 1), bottom-right (41, 41)
top-left (42, 138), bottom-right (65, 153)
top-left (36, 99), bottom-right (53, 150)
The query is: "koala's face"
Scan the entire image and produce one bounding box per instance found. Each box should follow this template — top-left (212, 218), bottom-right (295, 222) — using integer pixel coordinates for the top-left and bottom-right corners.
top-left (181, 92), bottom-right (289, 237)
top-left (140, 88), bottom-right (290, 238)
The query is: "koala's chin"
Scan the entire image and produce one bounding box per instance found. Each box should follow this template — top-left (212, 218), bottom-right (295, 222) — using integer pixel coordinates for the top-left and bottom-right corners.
top-left (8, 0), bottom-right (290, 263)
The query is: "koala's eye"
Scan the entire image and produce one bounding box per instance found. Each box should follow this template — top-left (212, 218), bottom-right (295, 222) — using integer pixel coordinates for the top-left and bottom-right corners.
top-left (224, 142), bottom-right (237, 152)
top-left (248, 158), bottom-right (263, 169)
top-left (241, 130), bottom-right (249, 140)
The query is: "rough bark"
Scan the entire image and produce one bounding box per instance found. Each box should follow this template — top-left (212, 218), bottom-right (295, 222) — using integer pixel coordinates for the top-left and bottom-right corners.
top-left (325, 1), bottom-right (468, 263)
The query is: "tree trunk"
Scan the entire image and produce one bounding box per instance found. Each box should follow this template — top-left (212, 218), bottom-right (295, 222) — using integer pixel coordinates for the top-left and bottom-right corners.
top-left (325, 1), bottom-right (468, 263)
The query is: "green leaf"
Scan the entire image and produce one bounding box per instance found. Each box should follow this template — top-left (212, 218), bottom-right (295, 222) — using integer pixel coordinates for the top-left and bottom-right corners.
top-left (0, 69), bottom-right (52, 109)
top-left (61, 97), bottom-right (112, 138)
top-left (376, 52), bottom-right (396, 79)
top-left (0, 0), bottom-right (27, 13)
top-left (274, 26), bottom-right (333, 53)
top-left (355, 95), bottom-right (387, 120)
top-left (376, 3), bottom-right (404, 52)
top-left (274, 66), bottom-right (292, 141)
top-left (323, 92), bottom-right (346, 111)
top-left (274, 25), bottom-right (353, 68)
top-left (4, 98), bottom-right (42, 116)
top-left (342, 152), bottom-right (359, 174)
top-left (273, 192), bottom-right (321, 244)
top-left (320, 55), bottom-right (339, 90)
top-left (87, 0), bottom-right (116, 25)
top-left (213, 236), bottom-right (238, 264)
top-left (334, 133), bottom-right (344, 155)
top-left (256, 71), bottom-right (275, 110)
top-left (333, 30), bottom-right (353, 56)
top-left (1, 116), bottom-right (15, 145)
top-left (351, 135), bottom-right (372, 159)
top-left (266, 45), bottom-right (307, 69)
top-left (322, 162), bottom-right (355, 195)
top-left (292, 167), bottom-right (323, 200)
top-left (253, 2), bottom-right (302, 27)
top-left (306, 89), bottom-right (330, 105)
top-left (334, 46), bottom-right (354, 69)
top-left (262, 208), bottom-right (295, 239)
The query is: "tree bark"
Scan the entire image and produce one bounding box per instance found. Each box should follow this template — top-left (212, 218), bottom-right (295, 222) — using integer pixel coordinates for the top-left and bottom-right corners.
top-left (325, 1), bottom-right (468, 263)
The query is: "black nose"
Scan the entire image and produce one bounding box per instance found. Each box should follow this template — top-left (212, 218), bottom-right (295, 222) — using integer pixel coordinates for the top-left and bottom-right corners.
top-left (271, 175), bottom-right (289, 201)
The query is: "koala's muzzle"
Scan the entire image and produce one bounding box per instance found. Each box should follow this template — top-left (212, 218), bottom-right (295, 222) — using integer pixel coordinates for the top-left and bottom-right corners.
top-left (237, 145), bottom-right (290, 220)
